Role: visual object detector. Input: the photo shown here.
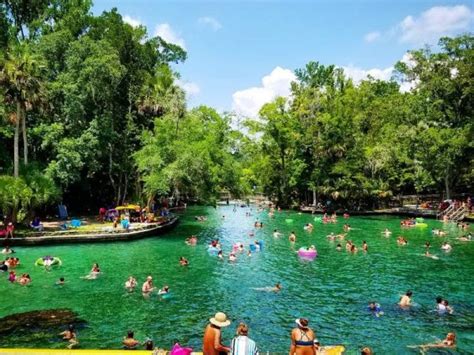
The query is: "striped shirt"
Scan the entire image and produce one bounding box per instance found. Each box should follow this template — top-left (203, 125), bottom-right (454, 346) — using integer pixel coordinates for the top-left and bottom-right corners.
top-left (231, 335), bottom-right (258, 355)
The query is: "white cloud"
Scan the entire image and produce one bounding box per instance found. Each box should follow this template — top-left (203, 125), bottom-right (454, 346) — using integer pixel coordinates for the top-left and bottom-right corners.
top-left (398, 5), bottom-right (473, 44)
top-left (123, 15), bottom-right (141, 28)
top-left (341, 65), bottom-right (394, 83)
top-left (232, 66), bottom-right (296, 118)
top-left (198, 16), bottom-right (222, 31)
top-left (177, 80), bottom-right (200, 97)
top-left (364, 31), bottom-right (381, 43)
top-left (154, 23), bottom-right (186, 49)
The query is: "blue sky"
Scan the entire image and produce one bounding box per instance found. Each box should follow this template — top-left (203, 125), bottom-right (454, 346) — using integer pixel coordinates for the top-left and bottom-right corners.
top-left (93, 1), bottom-right (474, 116)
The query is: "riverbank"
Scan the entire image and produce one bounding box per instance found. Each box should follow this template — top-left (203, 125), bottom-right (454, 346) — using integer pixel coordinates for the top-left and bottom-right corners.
top-left (300, 206), bottom-right (474, 221)
top-left (4, 217), bottom-right (179, 246)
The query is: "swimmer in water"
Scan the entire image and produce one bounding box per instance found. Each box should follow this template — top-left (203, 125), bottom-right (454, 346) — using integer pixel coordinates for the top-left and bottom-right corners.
top-left (408, 332), bottom-right (456, 352)
top-left (1, 246), bottom-right (14, 254)
top-left (362, 241), bottom-right (368, 252)
top-left (424, 250), bottom-right (439, 259)
top-left (60, 324), bottom-right (78, 349)
top-left (254, 283), bottom-right (282, 292)
top-left (142, 276), bottom-right (154, 296)
top-left (125, 276), bottom-right (137, 292)
top-left (336, 244), bottom-right (342, 251)
top-left (273, 229), bottom-right (281, 238)
top-left (327, 232), bottom-right (336, 241)
top-left (397, 236), bottom-right (408, 246)
top-left (350, 244), bottom-right (358, 253)
top-left (56, 277), bottom-right (65, 286)
top-left (441, 242), bottom-right (452, 251)
top-left (229, 253), bottom-right (237, 262)
top-left (368, 302), bottom-right (384, 317)
top-left (82, 263), bottom-right (100, 280)
top-left (343, 224), bottom-right (351, 232)
top-left (217, 250), bottom-right (224, 260)
top-left (158, 285), bottom-right (169, 295)
top-left (179, 256), bottom-right (189, 266)
top-left (304, 223), bottom-right (313, 231)
top-left (289, 231), bottom-right (296, 242)
top-left (18, 273), bottom-right (31, 285)
top-left (247, 250), bottom-right (252, 257)
top-left (399, 290), bottom-right (413, 308)
top-left (382, 228), bottom-right (392, 236)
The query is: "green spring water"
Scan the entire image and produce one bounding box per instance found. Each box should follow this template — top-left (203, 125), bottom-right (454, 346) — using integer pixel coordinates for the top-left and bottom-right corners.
top-left (0, 206), bottom-right (473, 353)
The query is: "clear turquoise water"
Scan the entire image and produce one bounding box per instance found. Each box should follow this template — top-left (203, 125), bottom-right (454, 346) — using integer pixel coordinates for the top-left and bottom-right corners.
top-left (1, 206), bottom-right (473, 353)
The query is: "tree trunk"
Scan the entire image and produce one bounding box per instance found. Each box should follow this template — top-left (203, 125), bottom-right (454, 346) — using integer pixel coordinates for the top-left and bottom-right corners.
top-left (13, 101), bottom-right (20, 178)
top-left (444, 174), bottom-right (451, 200)
top-left (22, 107), bottom-right (28, 165)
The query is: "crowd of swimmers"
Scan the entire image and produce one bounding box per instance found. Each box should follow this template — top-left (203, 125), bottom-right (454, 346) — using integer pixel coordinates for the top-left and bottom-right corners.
top-left (1, 204), bottom-right (470, 353)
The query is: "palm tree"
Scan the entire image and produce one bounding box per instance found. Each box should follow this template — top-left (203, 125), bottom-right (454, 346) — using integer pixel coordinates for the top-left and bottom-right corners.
top-left (0, 43), bottom-right (45, 177)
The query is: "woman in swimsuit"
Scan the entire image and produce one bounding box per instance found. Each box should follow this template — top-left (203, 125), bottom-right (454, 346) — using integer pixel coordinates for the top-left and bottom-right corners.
top-left (290, 318), bottom-right (316, 355)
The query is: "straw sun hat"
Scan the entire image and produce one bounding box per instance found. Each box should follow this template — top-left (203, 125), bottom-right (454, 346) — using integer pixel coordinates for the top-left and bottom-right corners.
top-left (210, 312), bottom-right (231, 327)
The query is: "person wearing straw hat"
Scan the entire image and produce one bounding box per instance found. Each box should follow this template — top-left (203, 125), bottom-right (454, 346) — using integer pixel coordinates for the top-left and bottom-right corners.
top-left (290, 318), bottom-right (316, 355)
top-left (203, 312), bottom-right (231, 355)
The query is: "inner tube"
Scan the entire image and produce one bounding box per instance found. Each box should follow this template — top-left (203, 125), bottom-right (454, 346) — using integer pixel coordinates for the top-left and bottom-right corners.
top-left (314, 217), bottom-right (322, 222)
top-left (416, 217), bottom-right (425, 223)
top-left (298, 248), bottom-right (317, 260)
top-left (35, 257), bottom-right (62, 266)
top-left (415, 223), bottom-right (428, 228)
top-left (285, 219), bottom-right (294, 223)
top-left (161, 292), bottom-right (172, 299)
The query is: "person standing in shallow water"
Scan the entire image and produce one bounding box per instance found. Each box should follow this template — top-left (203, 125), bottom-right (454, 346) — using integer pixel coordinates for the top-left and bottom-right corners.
top-left (203, 312), bottom-right (231, 355)
top-left (290, 318), bottom-right (316, 355)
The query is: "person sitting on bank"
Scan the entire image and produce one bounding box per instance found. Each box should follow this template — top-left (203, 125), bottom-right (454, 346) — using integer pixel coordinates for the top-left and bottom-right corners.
top-left (231, 322), bottom-right (258, 355)
top-left (290, 318), bottom-right (316, 355)
top-left (203, 312), bottom-right (231, 355)
top-left (31, 217), bottom-right (44, 231)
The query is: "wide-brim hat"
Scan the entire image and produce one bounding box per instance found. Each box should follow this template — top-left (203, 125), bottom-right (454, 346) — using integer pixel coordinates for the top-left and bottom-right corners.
top-left (210, 312), bottom-right (231, 327)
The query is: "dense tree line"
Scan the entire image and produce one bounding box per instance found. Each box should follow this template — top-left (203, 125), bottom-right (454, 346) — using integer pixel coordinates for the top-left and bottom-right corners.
top-left (0, 1), bottom-right (472, 222)
top-left (0, 0), bottom-right (240, 221)
top-left (244, 35), bottom-right (473, 208)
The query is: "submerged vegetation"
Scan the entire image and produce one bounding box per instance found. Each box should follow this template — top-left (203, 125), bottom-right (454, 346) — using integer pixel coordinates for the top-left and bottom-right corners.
top-left (0, 1), bottom-right (472, 221)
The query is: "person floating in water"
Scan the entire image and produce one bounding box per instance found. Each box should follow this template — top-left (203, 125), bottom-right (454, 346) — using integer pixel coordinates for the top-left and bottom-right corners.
top-left (179, 256), bottom-right (189, 266)
top-left (399, 290), bottom-right (413, 308)
top-left (382, 228), bottom-right (392, 237)
top-left (408, 332), bottom-right (456, 352)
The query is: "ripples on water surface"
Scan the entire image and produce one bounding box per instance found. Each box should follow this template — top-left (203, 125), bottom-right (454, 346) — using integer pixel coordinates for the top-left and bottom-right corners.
top-left (0, 206), bottom-right (473, 353)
